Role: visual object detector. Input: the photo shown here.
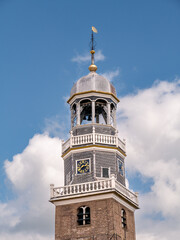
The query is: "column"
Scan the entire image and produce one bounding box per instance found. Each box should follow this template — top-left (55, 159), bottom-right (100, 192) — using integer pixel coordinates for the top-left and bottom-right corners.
top-left (77, 102), bottom-right (80, 125)
top-left (114, 108), bottom-right (117, 128)
top-left (92, 100), bottom-right (95, 123)
top-left (70, 108), bottom-right (73, 129)
top-left (107, 102), bottom-right (110, 125)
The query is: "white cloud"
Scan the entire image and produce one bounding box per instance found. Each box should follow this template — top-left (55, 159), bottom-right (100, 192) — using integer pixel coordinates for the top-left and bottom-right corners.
top-left (101, 68), bottom-right (120, 82)
top-left (0, 233), bottom-right (53, 240)
top-left (72, 50), bottom-right (105, 63)
top-left (117, 79), bottom-right (180, 239)
top-left (1, 134), bottom-right (63, 239)
top-left (43, 116), bottom-right (69, 139)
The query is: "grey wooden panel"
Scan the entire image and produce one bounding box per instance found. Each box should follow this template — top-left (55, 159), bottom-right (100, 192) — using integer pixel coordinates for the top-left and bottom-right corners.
top-left (72, 125), bottom-right (116, 136)
top-left (64, 155), bottom-right (72, 185)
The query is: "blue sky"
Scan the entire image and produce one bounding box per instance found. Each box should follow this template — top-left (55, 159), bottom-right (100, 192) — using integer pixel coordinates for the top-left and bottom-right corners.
top-left (1, 1), bottom-right (180, 239)
top-left (1, 0), bottom-right (180, 160)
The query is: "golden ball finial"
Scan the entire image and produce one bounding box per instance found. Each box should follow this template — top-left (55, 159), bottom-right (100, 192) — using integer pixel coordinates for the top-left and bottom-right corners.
top-left (89, 64), bottom-right (97, 72)
top-left (89, 49), bottom-right (97, 72)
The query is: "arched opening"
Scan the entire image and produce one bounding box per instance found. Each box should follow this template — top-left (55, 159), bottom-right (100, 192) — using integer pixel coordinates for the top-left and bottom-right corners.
top-left (77, 206), bottom-right (90, 225)
top-left (121, 209), bottom-right (127, 228)
top-left (95, 99), bottom-right (107, 124)
top-left (80, 100), bottom-right (92, 125)
top-left (110, 103), bottom-right (115, 126)
top-left (72, 104), bottom-right (77, 127)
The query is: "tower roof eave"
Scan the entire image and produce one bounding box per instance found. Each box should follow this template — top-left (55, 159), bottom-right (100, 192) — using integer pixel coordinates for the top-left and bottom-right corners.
top-left (67, 90), bottom-right (120, 104)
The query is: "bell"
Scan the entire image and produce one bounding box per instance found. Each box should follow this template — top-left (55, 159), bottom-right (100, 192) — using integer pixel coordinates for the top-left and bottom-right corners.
top-left (87, 115), bottom-right (92, 121)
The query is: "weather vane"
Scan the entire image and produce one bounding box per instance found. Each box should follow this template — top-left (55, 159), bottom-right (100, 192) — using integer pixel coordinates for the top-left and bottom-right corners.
top-left (89, 26), bottom-right (98, 72)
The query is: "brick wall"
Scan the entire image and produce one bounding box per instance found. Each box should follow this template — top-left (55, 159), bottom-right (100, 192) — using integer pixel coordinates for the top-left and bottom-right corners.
top-left (55, 198), bottom-right (136, 240)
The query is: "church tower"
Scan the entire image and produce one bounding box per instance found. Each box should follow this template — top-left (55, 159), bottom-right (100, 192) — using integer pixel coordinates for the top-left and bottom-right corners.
top-left (50, 28), bottom-right (139, 240)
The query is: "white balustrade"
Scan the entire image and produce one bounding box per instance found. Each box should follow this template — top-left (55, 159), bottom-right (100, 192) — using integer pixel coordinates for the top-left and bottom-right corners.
top-left (118, 138), bottom-right (126, 152)
top-left (50, 178), bottom-right (138, 206)
top-left (62, 139), bottom-right (70, 153)
top-left (62, 132), bottom-right (126, 153)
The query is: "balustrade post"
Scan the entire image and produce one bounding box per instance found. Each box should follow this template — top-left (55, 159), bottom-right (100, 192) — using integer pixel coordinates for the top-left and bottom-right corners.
top-left (50, 184), bottom-right (54, 198)
top-left (61, 140), bottom-right (64, 152)
top-left (116, 130), bottom-right (118, 147)
top-left (70, 131), bottom-right (73, 147)
top-left (111, 174), bottom-right (116, 188)
top-left (123, 138), bottom-right (126, 152)
top-left (135, 192), bottom-right (139, 204)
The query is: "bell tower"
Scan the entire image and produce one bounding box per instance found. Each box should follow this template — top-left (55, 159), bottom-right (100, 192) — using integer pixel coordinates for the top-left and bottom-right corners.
top-left (50, 27), bottom-right (139, 240)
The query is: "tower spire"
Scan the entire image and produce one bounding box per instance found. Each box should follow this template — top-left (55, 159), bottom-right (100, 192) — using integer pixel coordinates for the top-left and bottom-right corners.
top-left (89, 26), bottom-right (98, 72)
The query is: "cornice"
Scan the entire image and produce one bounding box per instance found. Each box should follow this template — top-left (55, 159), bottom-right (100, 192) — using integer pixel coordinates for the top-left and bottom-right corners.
top-left (67, 90), bottom-right (120, 104)
top-left (62, 144), bottom-right (126, 158)
top-left (50, 191), bottom-right (138, 212)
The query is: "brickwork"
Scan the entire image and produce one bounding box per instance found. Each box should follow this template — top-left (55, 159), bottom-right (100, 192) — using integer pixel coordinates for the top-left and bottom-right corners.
top-left (55, 198), bottom-right (136, 240)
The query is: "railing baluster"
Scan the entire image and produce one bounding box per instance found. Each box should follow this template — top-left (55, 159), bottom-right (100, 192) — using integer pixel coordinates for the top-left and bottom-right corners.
top-left (51, 178), bottom-right (138, 206)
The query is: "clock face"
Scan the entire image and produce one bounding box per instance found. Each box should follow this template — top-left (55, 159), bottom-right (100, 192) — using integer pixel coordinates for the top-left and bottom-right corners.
top-left (118, 160), bottom-right (124, 176)
top-left (77, 159), bottom-right (90, 174)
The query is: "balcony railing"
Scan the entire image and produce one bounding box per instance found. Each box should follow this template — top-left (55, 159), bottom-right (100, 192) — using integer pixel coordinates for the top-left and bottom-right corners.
top-left (50, 176), bottom-right (138, 207)
top-left (62, 132), bottom-right (126, 153)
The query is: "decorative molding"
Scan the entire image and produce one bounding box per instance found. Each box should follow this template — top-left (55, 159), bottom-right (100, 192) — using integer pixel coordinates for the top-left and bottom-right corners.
top-left (61, 144), bottom-right (126, 158)
top-left (62, 145), bottom-right (126, 159)
top-left (67, 90), bottom-right (120, 105)
top-left (50, 192), bottom-right (137, 212)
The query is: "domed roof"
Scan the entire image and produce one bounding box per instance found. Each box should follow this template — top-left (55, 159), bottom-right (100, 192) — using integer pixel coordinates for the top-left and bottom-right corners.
top-left (70, 72), bottom-right (117, 97)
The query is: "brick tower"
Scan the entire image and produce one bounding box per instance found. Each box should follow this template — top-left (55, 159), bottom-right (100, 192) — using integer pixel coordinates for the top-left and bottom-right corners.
top-left (50, 28), bottom-right (139, 240)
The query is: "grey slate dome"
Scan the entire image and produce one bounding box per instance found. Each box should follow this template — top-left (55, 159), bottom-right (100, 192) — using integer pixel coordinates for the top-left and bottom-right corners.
top-left (70, 72), bottom-right (117, 97)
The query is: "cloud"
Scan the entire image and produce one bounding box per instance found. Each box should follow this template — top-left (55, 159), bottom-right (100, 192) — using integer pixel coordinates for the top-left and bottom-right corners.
top-left (117, 79), bottom-right (180, 239)
top-left (43, 115), bottom-right (69, 139)
top-left (72, 50), bottom-right (105, 64)
top-left (0, 134), bottom-right (63, 239)
top-left (101, 68), bottom-right (120, 82)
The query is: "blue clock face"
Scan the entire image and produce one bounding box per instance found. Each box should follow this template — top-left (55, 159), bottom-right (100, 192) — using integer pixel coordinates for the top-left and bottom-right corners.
top-left (118, 160), bottom-right (124, 176)
top-left (77, 159), bottom-right (90, 174)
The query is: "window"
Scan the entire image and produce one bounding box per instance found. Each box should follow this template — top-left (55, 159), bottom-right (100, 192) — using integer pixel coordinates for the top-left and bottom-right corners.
top-left (121, 209), bottom-right (127, 228)
top-left (80, 100), bottom-right (92, 125)
top-left (77, 206), bottom-right (90, 225)
top-left (102, 167), bottom-right (109, 178)
top-left (95, 99), bottom-right (107, 124)
top-left (110, 103), bottom-right (115, 126)
top-left (72, 104), bottom-right (77, 127)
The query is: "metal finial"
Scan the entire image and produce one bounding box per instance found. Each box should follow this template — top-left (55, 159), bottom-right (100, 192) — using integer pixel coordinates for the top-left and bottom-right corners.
top-left (89, 26), bottom-right (98, 72)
